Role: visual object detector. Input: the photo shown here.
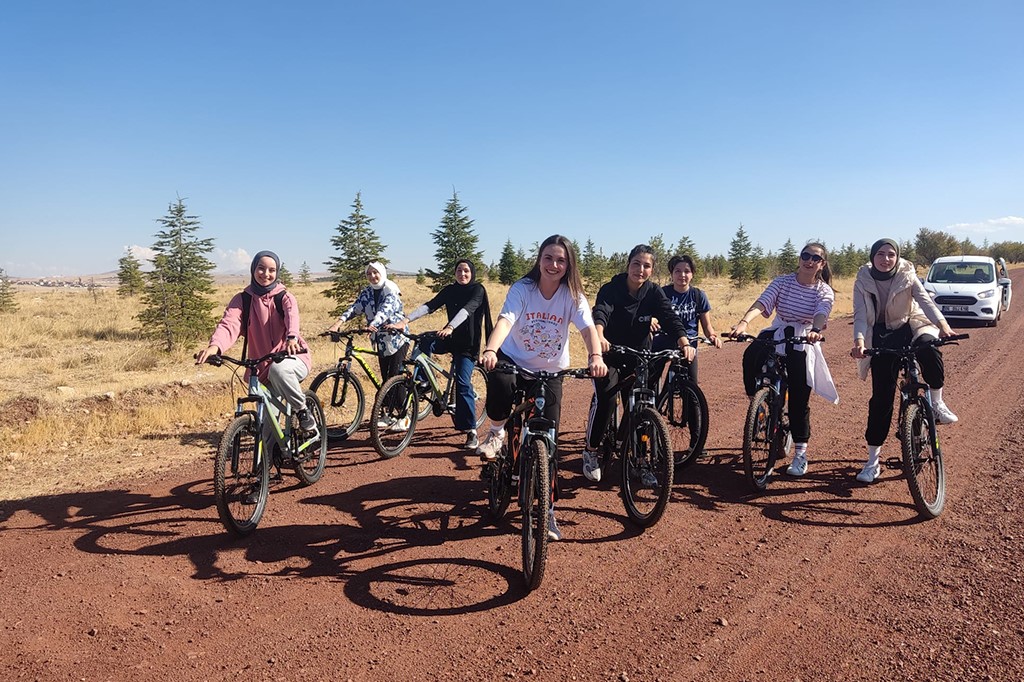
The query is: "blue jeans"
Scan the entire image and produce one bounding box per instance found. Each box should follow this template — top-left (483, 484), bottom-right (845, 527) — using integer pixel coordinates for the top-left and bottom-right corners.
top-left (418, 338), bottom-right (478, 432)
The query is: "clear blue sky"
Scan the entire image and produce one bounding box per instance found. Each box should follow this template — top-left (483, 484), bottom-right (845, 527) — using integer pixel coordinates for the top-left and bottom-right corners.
top-left (2, 1), bottom-right (1022, 278)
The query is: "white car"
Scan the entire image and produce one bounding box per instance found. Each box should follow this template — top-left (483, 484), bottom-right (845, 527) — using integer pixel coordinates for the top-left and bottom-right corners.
top-left (924, 255), bottom-right (1012, 327)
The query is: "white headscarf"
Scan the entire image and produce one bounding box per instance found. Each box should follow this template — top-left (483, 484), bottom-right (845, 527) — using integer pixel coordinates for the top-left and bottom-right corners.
top-left (366, 260), bottom-right (401, 296)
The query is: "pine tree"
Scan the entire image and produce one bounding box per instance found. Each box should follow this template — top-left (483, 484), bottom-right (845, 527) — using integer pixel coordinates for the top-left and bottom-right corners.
top-left (416, 268), bottom-right (426, 285)
top-left (750, 245), bottom-right (768, 283)
top-left (777, 238), bottom-right (798, 275)
top-left (278, 262), bottom-right (294, 287)
top-left (581, 238), bottom-right (607, 292)
top-left (137, 198), bottom-right (217, 351)
top-left (298, 261), bottom-right (312, 287)
top-left (728, 223), bottom-right (753, 288)
top-left (116, 250), bottom-right (145, 297)
top-left (324, 192), bottom-right (388, 315)
top-left (0, 268), bottom-right (18, 313)
top-left (427, 190), bottom-right (484, 291)
top-left (498, 240), bottom-right (521, 285)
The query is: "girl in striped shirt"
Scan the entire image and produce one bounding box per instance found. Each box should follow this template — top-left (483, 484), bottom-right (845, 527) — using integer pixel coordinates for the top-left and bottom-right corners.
top-left (728, 241), bottom-right (837, 477)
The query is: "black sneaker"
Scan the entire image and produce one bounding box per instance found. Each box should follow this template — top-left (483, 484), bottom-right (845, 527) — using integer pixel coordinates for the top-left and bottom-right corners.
top-left (464, 431), bottom-right (479, 449)
top-left (242, 484), bottom-right (262, 505)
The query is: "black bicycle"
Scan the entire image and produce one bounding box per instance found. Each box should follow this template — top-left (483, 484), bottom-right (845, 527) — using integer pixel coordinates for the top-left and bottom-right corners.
top-left (202, 350), bottom-right (327, 536)
top-left (483, 362), bottom-right (590, 591)
top-left (864, 333), bottom-right (968, 519)
top-left (370, 330), bottom-right (488, 459)
top-left (732, 332), bottom-right (820, 492)
top-left (595, 345), bottom-right (677, 527)
top-left (655, 337), bottom-right (711, 471)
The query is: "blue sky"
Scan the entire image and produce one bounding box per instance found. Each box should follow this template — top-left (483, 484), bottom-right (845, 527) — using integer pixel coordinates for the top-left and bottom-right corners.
top-left (2, 1), bottom-right (1022, 278)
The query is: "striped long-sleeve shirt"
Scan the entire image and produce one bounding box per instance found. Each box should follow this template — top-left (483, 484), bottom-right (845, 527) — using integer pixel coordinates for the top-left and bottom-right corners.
top-left (755, 273), bottom-right (834, 325)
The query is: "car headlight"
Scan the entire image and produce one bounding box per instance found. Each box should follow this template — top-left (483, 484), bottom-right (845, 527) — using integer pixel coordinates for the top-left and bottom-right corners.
top-left (926, 289), bottom-right (937, 299)
top-left (977, 289), bottom-right (996, 299)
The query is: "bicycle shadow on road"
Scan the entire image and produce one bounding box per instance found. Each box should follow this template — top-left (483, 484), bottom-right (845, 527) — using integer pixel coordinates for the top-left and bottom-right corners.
top-left (670, 448), bottom-right (927, 528)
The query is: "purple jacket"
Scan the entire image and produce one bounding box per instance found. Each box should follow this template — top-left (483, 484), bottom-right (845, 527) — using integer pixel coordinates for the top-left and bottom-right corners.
top-left (209, 283), bottom-right (311, 382)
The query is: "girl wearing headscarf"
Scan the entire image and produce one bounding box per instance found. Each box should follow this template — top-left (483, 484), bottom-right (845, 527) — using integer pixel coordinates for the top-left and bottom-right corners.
top-left (850, 238), bottom-right (957, 483)
top-left (328, 261), bottom-right (410, 404)
top-left (196, 250), bottom-right (317, 438)
top-left (389, 259), bottom-right (494, 449)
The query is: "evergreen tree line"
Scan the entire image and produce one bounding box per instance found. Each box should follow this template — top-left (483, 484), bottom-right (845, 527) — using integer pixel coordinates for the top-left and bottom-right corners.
top-left (113, 191), bottom-right (1023, 350)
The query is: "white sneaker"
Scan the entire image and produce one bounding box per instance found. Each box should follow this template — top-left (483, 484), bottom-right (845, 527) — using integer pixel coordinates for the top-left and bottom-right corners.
top-left (464, 430), bottom-right (479, 450)
top-left (546, 509), bottom-right (562, 541)
top-left (476, 430), bottom-right (505, 462)
top-left (582, 450), bottom-right (602, 482)
top-left (786, 452), bottom-right (808, 476)
top-left (376, 418), bottom-right (395, 429)
top-left (933, 402), bottom-right (958, 425)
top-left (856, 459), bottom-right (881, 483)
top-left (387, 416), bottom-right (411, 432)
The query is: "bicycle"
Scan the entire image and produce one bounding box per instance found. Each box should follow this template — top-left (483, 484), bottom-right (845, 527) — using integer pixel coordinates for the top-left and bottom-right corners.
top-left (202, 350), bottom-right (328, 536)
top-left (483, 362), bottom-right (590, 591)
top-left (369, 330), bottom-right (488, 459)
top-left (309, 329), bottom-right (384, 442)
top-left (863, 333), bottom-right (968, 519)
top-left (595, 345), bottom-right (677, 527)
top-left (732, 332), bottom-right (820, 493)
top-left (655, 337), bottom-right (711, 471)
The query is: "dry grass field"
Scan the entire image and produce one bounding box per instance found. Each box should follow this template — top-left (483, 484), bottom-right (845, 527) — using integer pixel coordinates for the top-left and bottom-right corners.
top-left (0, 273), bottom-right (854, 500)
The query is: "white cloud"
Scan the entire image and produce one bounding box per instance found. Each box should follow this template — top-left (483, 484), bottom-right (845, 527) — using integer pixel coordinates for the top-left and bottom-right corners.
top-left (216, 248), bottom-right (251, 274)
top-left (945, 216), bottom-right (1024, 235)
top-left (124, 244), bottom-right (157, 267)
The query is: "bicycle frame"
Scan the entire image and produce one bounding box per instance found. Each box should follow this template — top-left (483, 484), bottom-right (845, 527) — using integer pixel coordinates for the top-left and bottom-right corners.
top-left (335, 333), bottom-right (384, 389)
top-left (237, 374), bottom-right (316, 456)
top-left (408, 348), bottom-right (453, 406)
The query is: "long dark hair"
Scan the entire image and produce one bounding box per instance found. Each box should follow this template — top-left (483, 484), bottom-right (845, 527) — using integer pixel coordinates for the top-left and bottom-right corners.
top-left (524, 234), bottom-right (585, 301)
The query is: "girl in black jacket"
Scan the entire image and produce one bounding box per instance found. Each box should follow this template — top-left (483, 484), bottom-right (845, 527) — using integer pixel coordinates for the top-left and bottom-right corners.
top-left (583, 244), bottom-right (692, 483)
top-left (391, 259), bottom-right (493, 449)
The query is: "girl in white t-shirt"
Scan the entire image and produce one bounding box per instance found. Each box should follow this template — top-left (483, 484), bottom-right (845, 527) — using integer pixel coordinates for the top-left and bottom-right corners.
top-left (478, 235), bottom-right (607, 540)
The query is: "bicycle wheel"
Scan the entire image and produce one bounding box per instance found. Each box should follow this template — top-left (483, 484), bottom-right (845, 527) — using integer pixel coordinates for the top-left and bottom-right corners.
top-left (742, 387), bottom-right (777, 492)
top-left (412, 365), bottom-right (435, 422)
top-left (620, 407), bottom-right (674, 528)
top-left (598, 401), bottom-right (618, 488)
top-left (486, 433), bottom-right (514, 520)
top-left (370, 374), bottom-right (419, 458)
top-left (660, 378), bottom-right (709, 470)
top-left (292, 391), bottom-right (328, 486)
top-left (213, 414), bottom-right (269, 536)
top-left (471, 365), bottom-right (488, 429)
top-left (310, 368), bottom-right (365, 442)
top-left (900, 399), bottom-right (945, 519)
top-left (521, 438), bottom-right (550, 591)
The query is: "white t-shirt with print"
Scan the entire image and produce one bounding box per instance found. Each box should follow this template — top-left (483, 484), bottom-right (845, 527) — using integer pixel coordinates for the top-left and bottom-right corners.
top-left (498, 279), bottom-right (594, 371)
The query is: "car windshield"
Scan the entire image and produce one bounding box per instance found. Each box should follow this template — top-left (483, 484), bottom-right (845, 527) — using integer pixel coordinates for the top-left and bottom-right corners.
top-left (928, 262), bottom-right (994, 284)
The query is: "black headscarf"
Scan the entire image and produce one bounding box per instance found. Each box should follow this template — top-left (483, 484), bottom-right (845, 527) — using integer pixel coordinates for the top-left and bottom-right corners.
top-left (250, 250), bottom-right (281, 295)
top-left (451, 259), bottom-right (494, 338)
top-left (869, 238), bottom-right (900, 281)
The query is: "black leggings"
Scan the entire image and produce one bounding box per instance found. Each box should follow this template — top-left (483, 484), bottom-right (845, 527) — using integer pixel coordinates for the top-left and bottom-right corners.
top-left (865, 332), bottom-right (944, 446)
top-left (485, 351), bottom-right (564, 431)
top-left (742, 335), bottom-right (813, 443)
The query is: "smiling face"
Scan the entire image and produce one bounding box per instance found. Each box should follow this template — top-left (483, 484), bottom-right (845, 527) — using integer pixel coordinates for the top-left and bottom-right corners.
top-left (253, 256), bottom-right (278, 288)
top-left (454, 262), bottom-right (472, 285)
top-left (872, 245), bottom-right (898, 273)
top-left (798, 245), bottom-right (826, 277)
top-left (671, 260), bottom-right (694, 291)
top-left (365, 266), bottom-right (382, 286)
top-left (538, 244), bottom-right (568, 286)
top-left (627, 253), bottom-right (655, 291)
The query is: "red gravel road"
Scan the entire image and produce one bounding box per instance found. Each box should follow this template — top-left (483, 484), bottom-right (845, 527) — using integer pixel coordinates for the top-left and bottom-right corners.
top-left (2, 270), bottom-right (1023, 682)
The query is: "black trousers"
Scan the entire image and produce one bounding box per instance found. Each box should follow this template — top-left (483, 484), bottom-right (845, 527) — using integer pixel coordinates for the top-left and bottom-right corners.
top-left (485, 350), bottom-right (564, 431)
top-left (865, 328), bottom-right (944, 446)
top-left (742, 333), bottom-right (812, 442)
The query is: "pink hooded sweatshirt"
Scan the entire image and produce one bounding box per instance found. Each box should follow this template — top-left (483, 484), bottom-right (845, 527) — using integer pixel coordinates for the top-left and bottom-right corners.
top-left (208, 283), bottom-right (312, 383)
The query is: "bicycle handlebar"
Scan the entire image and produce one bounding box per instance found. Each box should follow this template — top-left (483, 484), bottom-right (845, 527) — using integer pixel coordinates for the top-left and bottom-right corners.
top-left (607, 344), bottom-right (682, 361)
top-left (486, 362), bottom-right (591, 381)
top-left (726, 333), bottom-right (824, 345)
top-left (863, 333), bottom-right (969, 357)
top-left (199, 348), bottom-right (307, 369)
top-left (320, 329), bottom-right (373, 342)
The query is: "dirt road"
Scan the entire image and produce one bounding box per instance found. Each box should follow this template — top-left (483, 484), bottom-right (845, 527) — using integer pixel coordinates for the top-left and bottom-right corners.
top-left (3, 271), bottom-right (1023, 681)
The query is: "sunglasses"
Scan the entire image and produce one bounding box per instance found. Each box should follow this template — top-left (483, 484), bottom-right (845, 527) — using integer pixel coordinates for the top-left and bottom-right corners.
top-left (800, 252), bottom-right (824, 263)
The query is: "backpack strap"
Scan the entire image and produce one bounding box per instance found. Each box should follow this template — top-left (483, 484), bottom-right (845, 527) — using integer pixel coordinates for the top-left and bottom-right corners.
top-left (239, 290), bottom-right (288, 360)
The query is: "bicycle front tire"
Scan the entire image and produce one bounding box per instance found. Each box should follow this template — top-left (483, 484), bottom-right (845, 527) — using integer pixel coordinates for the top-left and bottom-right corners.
top-left (292, 390), bottom-right (328, 486)
top-left (901, 399), bottom-right (945, 519)
top-left (310, 368), bottom-right (365, 442)
top-left (486, 435), bottom-right (515, 520)
top-left (214, 414), bottom-right (269, 536)
top-left (521, 438), bottom-right (550, 591)
top-left (620, 406), bottom-right (674, 527)
top-left (370, 374), bottom-right (419, 459)
top-left (742, 387), bottom-right (777, 492)
top-left (660, 378), bottom-right (710, 470)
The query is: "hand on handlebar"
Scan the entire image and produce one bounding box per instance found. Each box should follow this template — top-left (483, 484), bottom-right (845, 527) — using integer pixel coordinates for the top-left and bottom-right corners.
top-left (195, 344), bottom-right (220, 365)
top-left (589, 353), bottom-right (607, 378)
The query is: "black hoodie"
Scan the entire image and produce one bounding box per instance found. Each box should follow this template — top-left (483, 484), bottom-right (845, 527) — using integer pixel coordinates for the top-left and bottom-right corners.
top-left (592, 273), bottom-right (686, 350)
